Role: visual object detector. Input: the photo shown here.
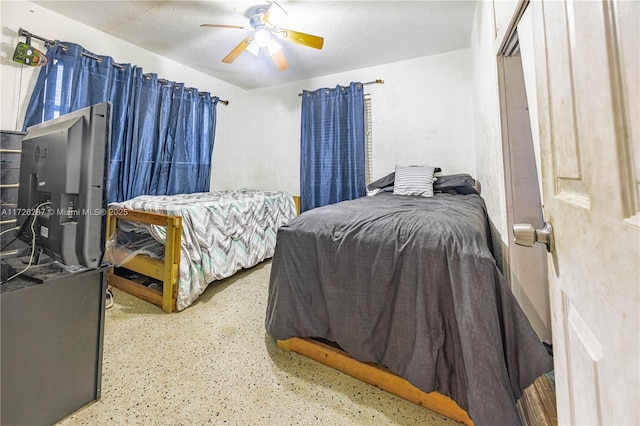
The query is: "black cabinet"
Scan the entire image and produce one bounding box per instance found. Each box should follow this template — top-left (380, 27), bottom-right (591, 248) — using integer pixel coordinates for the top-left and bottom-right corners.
top-left (1, 263), bottom-right (108, 425)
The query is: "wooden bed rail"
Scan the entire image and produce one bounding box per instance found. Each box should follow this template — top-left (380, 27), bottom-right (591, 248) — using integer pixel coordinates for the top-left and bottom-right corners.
top-left (277, 337), bottom-right (473, 425)
top-left (292, 195), bottom-right (300, 216)
top-left (106, 207), bottom-right (182, 313)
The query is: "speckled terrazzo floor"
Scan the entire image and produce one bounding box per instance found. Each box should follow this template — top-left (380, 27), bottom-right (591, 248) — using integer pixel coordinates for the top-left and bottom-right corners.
top-left (58, 260), bottom-right (460, 426)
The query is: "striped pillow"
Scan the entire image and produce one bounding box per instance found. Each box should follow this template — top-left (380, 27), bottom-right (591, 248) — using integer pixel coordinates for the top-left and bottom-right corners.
top-left (393, 165), bottom-right (436, 197)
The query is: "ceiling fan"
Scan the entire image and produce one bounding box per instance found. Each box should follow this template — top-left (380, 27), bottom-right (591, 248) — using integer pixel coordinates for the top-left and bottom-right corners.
top-left (201, 2), bottom-right (324, 71)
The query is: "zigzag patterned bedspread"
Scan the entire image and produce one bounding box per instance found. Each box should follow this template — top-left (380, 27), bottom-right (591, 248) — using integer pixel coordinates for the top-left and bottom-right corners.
top-left (110, 189), bottom-right (297, 310)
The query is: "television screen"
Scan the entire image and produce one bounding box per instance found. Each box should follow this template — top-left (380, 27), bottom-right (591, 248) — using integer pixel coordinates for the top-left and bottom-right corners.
top-left (17, 102), bottom-right (111, 269)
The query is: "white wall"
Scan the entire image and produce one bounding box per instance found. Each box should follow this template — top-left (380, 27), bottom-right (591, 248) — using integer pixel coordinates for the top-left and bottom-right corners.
top-left (0, 0), bottom-right (241, 146)
top-left (211, 49), bottom-right (476, 196)
top-left (469, 0), bottom-right (509, 256)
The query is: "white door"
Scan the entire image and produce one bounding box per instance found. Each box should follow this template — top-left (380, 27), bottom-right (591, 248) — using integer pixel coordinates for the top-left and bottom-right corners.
top-left (529, 1), bottom-right (639, 424)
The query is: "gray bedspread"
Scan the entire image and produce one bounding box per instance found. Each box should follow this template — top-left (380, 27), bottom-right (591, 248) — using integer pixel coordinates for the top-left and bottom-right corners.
top-left (265, 192), bottom-right (553, 425)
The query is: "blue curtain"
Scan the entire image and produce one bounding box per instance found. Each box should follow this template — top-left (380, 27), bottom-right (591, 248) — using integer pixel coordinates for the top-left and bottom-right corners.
top-left (22, 42), bottom-right (218, 203)
top-left (300, 82), bottom-right (366, 212)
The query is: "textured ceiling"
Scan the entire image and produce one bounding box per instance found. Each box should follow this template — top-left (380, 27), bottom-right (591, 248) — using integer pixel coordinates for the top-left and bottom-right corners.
top-left (31, 1), bottom-right (477, 90)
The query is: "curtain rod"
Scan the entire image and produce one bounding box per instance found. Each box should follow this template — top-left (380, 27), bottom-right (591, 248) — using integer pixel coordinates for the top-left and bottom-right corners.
top-left (297, 79), bottom-right (384, 96)
top-left (18, 28), bottom-right (229, 106)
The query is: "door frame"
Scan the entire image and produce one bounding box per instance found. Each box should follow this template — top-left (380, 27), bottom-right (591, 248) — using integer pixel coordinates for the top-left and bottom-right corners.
top-left (496, 0), bottom-right (552, 343)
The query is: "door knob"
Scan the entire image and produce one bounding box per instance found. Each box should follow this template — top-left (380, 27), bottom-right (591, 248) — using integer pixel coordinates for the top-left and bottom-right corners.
top-left (513, 222), bottom-right (555, 253)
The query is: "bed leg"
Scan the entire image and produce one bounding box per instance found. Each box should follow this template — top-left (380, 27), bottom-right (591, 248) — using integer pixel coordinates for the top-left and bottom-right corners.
top-left (277, 339), bottom-right (293, 351)
top-left (162, 216), bottom-right (181, 313)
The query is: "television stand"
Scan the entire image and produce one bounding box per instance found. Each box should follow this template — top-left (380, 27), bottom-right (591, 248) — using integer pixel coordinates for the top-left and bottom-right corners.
top-left (0, 263), bottom-right (108, 425)
top-left (29, 247), bottom-right (55, 266)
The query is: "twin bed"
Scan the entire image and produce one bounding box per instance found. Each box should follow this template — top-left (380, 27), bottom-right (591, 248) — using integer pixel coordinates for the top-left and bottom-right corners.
top-left (105, 175), bottom-right (552, 425)
top-left (265, 173), bottom-right (553, 425)
top-left (105, 189), bottom-right (297, 312)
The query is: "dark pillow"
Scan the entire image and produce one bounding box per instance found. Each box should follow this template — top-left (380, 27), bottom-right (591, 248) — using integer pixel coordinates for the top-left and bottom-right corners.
top-left (434, 174), bottom-right (479, 195)
top-left (366, 172), bottom-right (395, 191)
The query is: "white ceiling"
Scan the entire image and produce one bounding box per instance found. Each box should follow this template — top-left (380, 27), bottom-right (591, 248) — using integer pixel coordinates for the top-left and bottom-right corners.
top-left (31, 1), bottom-right (477, 91)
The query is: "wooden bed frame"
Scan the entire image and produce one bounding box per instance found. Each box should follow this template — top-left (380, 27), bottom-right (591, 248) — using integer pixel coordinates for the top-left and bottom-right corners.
top-left (276, 337), bottom-right (473, 426)
top-left (105, 207), bottom-right (182, 313)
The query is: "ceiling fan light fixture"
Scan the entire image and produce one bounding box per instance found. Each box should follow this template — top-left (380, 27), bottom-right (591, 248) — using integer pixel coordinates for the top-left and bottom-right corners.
top-left (254, 27), bottom-right (271, 47)
top-left (246, 39), bottom-right (260, 56)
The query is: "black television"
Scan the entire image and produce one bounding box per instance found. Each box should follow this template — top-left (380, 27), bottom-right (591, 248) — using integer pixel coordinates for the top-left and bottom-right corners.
top-left (16, 102), bottom-right (111, 269)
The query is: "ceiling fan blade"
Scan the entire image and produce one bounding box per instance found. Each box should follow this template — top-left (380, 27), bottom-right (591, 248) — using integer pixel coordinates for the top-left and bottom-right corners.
top-left (277, 28), bottom-right (324, 50)
top-left (200, 24), bottom-right (249, 30)
top-left (263, 2), bottom-right (288, 28)
top-left (222, 36), bottom-right (252, 64)
top-left (270, 49), bottom-right (289, 71)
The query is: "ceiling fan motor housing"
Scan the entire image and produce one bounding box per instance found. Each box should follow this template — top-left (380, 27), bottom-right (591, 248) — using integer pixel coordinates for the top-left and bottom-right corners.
top-left (250, 8), bottom-right (268, 30)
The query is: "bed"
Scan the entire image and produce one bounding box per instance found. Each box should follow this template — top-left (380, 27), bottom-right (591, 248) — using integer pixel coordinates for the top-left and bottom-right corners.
top-left (265, 172), bottom-right (553, 426)
top-left (106, 189), bottom-right (297, 312)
